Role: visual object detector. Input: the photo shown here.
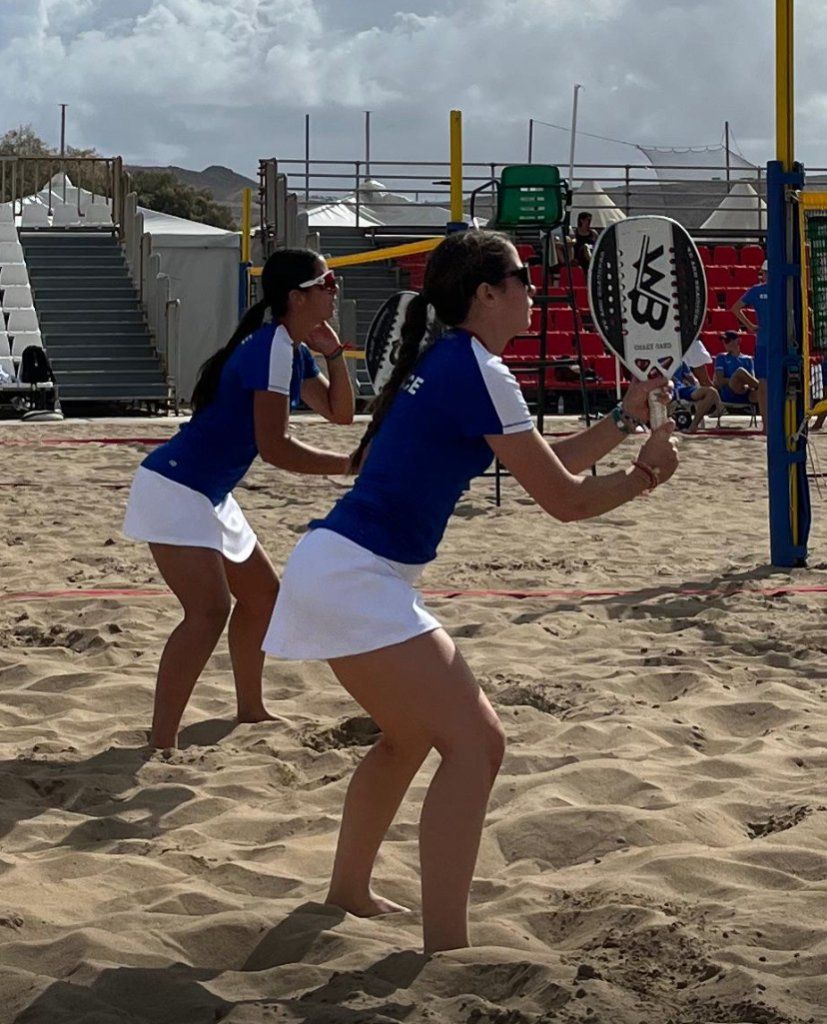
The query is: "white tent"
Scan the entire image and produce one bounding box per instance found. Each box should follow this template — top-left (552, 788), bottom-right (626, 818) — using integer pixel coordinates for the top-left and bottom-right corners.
top-left (137, 207), bottom-right (240, 402)
top-left (307, 179), bottom-right (453, 228)
top-left (20, 174), bottom-right (240, 403)
top-left (700, 182), bottom-right (766, 231)
top-left (568, 180), bottom-right (626, 227)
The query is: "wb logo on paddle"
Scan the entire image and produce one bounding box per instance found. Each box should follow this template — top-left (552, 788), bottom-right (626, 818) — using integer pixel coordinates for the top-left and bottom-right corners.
top-left (629, 235), bottom-right (670, 331)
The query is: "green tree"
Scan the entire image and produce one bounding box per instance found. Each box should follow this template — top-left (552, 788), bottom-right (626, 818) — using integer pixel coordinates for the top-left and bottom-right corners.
top-left (131, 170), bottom-right (237, 230)
top-left (0, 123), bottom-right (111, 203)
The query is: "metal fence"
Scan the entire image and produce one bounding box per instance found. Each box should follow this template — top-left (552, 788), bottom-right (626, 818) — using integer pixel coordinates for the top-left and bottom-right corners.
top-left (0, 155), bottom-right (126, 229)
top-left (262, 156), bottom-right (827, 236)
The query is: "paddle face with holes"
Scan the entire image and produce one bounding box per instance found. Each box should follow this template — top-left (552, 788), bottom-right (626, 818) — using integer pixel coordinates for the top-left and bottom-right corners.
top-left (588, 215), bottom-right (706, 382)
top-left (365, 291), bottom-right (440, 392)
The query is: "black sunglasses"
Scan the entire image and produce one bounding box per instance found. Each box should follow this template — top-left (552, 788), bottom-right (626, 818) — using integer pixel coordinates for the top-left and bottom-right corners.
top-left (501, 265), bottom-right (532, 288)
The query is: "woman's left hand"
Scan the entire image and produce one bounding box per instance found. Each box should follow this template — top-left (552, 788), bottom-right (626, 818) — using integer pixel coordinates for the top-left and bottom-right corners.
top-left (307, 321), bottom-right (342, 357)
top-left (622, 375), bottom-right (673, 425)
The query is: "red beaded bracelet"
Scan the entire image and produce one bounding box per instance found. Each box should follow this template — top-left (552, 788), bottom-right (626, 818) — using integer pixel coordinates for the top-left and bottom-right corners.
top-left (632, 459), bottom-right (659, 491)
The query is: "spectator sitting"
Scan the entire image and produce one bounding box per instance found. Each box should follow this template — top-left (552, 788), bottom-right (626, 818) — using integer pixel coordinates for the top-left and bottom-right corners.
top-left (673, 360), bottom-right (723, 433)
top-left (571, 212), bottom-right (598, 271)
top-left (683, 335), bottom-right (714, 387)
top-left (713, 330), bottom-right (760, 417)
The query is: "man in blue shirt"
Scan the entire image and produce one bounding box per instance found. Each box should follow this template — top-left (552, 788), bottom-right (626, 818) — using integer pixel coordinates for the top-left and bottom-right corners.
top-left (731, 260), bottom-right (768, 429)
top-left (713, 330), bottom-right (760, 417)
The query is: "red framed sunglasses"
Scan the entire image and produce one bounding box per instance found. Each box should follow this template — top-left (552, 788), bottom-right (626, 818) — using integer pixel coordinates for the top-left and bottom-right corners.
top-left (298, 270), bottom-right (338, 293)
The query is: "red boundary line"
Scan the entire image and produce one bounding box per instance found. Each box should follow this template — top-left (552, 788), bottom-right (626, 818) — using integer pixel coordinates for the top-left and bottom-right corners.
top-left (0, 428), bottom-right (767, 448)
top-left (0, 438), bottom-right (165, 447)
top-left (1, 584), bottom-right (826, 603)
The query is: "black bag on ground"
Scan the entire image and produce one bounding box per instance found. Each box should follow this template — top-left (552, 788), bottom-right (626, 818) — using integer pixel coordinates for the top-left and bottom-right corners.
top-left (18, 346), bottom-right (54, 385)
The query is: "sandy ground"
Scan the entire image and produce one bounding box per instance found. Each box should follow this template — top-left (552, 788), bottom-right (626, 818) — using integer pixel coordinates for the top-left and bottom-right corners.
top-left (0, 416), bottom-right (826, 1024)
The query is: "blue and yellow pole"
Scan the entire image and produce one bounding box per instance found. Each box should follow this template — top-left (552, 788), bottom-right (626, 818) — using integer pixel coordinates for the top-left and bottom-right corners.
top-left (767, 0), bottom-right (809, 566)
top-left (238, 187), bottom-right (253, 316)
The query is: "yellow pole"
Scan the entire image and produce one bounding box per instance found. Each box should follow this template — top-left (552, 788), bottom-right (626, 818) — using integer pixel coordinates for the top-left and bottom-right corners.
top-left (241, 187), bottom-right (252, 263)
top-left (776, 0), bottom-right (794, 170)
top-left (450, 109), bottom-right (463, 222)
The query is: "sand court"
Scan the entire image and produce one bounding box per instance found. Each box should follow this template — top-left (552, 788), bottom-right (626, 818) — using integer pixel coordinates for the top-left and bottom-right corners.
top-left (1, 418), bottom-right (826, 1023)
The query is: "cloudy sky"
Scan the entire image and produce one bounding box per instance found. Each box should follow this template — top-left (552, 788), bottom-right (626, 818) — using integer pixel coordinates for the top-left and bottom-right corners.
top-left (3, 0), bottom-right (827, 186)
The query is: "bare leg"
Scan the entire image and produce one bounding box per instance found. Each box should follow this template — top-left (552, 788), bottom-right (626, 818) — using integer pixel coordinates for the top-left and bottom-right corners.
top-left (757, 379), bottom-right (768, 433)
top-left (148, 544), bottom-right (231, 749)
top-left (328, 628), bottom-right (506, 953)
top-left (687, 387), bottom-right (721, 433)
top-left (693, 364), bottom-right (713, 388)
top-left (223, 543), bottom-right (280, 722)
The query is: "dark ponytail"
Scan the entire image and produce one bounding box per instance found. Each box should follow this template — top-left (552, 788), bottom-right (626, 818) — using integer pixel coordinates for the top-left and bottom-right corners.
top-left (350, 293), bottom-right (432, 470)
top-left (191, 299), bottom-right (268, 414)
top-left (190, 247), bottom-right (322, 415)
top-left (350, 229), bottom-right (515, 470)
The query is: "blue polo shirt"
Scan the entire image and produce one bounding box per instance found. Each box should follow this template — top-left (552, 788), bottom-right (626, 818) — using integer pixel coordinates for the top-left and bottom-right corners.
top-left (739, 284), bottom-right (768, 351)
top-left (715, 351), bottom-right (754, 380)
top-left (313, 329), bottom-right (534, 564)
top-left (142, 323), bottom-right (319, 504)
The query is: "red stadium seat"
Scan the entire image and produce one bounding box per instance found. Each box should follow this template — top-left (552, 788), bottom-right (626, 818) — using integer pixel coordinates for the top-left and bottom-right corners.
top-left (725, 286), bottom-right (746, 309)
top-left (576, 332), bottom-right (606, 357)
top-left (559, 265), bottom-right (586, 288)
top-left (713, 244), bottom-right (738, 266)
top-left (701, 331), bottom-right (723, 355)
top-left (705, 266), bottom-right (731, 290)
top-left (740, 245), bottom-right (765, 267)
top-left (739, 334), bottom-right (756, 356)
top-left (516, 243), bottom-right (537, 261)
top-left (732, 265), bottom-right (759, 288)
top-left (547, 331), bottom-right (573, 356)
top-left (708, 309), bottom-right (741, 332)
top-left (590, 354), bottom-right (619, 383)
top-left (529, 265), bottom-right (545, 289)
top-left (508, 336), bottom-right (540, 358)
top-left (573, 286), bottom-right (588, 310)
top-left (554, 308), bottom-right (576, 332)
top-left (697, 245), bottom-right (712, 265)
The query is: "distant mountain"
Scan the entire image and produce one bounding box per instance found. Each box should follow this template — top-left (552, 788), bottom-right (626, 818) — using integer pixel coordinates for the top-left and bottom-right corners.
top-left (125, 164), bottom-right (258, 222)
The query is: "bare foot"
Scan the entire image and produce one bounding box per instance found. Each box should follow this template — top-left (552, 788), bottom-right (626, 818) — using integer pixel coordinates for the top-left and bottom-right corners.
top-left (325, 890), bottom-right (410, 917)
top-left (236, 708), bottom-right (279, 725)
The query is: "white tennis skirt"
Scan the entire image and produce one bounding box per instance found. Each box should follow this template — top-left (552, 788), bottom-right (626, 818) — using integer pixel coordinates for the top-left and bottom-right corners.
top-left (262, 528), bottom-right (441, 660)
top-left (123, 466), bottom-right (258, 563)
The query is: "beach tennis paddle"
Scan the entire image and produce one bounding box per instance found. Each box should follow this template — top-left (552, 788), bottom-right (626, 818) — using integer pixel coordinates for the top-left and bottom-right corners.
top-left (588, 215), bottom-right (707, 426)
top-left (365, 291), bottom-right (440, 392)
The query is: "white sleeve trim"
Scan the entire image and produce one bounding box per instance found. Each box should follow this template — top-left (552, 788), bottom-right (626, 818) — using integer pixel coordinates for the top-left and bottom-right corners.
top-left (267, 324), bottom-right (294, 395)
top-left (471, 338), bottom-right (534, 434)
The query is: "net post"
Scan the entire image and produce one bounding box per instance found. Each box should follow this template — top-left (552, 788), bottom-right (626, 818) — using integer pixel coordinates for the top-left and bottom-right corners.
top-left (766, 159), bottom-right (808, 566)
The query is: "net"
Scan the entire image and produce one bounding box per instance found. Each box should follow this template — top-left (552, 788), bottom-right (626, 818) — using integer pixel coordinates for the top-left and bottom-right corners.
top-left (637, 144), bottom-right (758, 181)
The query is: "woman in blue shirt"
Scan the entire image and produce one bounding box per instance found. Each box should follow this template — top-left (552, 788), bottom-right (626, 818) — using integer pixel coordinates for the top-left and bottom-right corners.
top-left (264, 231), bottom-right (678, 953)
top-left (124, 248), bottom-right (354, 749)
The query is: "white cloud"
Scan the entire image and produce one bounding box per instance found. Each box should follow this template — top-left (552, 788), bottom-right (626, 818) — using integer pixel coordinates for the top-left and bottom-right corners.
top-left (2, 0), bottom-right (826, 179)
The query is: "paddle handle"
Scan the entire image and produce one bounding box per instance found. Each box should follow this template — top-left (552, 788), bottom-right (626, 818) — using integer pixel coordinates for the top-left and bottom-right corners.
top-left (649, 389), bottom-right (668, 429)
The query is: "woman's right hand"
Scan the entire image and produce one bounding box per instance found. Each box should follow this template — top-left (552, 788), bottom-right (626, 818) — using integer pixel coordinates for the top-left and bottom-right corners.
top-left (637, 422), bottom-right (679, 487)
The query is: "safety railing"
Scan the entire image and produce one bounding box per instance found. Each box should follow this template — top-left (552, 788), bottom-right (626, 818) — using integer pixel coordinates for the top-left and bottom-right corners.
top-left (136, 249), bottom-right (180, 410)
top-left (261, 157), bottom-right (827, 236)
top-left (0, 155), bottom-right (127, 231)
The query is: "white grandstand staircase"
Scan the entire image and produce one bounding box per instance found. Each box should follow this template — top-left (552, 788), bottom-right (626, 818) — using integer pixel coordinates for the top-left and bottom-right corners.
top-left (20, 232), bottom-right (168, 407)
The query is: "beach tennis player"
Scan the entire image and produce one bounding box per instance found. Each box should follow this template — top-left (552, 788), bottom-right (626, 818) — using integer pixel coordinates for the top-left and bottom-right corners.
top-left (124, 249), bottom-right (354, 750)
top-left (263, 230), bottom-right (678, 953)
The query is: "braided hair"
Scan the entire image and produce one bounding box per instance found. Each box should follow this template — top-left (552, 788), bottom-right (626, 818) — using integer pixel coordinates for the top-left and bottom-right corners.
top-left (350, 230), bottom-right (515, 469)
top-left (191, 247), bottom-right (321, 414)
